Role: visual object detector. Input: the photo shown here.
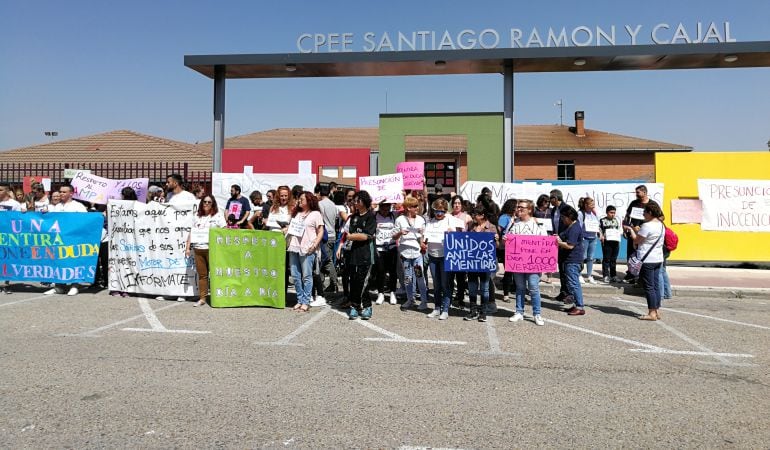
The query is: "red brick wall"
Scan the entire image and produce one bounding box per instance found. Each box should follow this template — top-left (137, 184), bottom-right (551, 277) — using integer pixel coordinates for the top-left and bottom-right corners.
top-left (515, 152), bottom-right (656, 181)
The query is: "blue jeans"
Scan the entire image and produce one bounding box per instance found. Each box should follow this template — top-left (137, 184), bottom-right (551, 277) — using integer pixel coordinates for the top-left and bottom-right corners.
top-left (401, 255), bottom-right (428, 303)
top-left (514, 272), bottom-right (542, 315)
top-left (583, 237), bottom-right (598, 278)
top-left (564, 263), bottom-right (585, 308)
top-left (659, 260), bottom-right (672, 299)
top-left (640, 262), bottom-right (663, 310)
top-left (289, 252), bottom-right (316, 305)
top-left (428, 256), bottom-right (451, 312)
top-left (467, 272), bottom-right (491, 310)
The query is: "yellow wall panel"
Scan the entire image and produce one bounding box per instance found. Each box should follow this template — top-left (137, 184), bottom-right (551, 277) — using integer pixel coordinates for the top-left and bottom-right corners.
top-left (656, 152), bottom-right (770, 262)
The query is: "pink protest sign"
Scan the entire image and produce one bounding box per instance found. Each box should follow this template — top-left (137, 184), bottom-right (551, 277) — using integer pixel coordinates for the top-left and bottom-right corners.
top-left (396, 161), bottom-right (424, 190)
top-left (671, 199), bottom-right (703, 224)
top-left (504, 234), bottom-right (558, 273)
top-left (71, 170), bottom-right (148, 204)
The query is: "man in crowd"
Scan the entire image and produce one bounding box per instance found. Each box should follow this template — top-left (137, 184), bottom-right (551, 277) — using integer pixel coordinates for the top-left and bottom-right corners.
top-left (44, 184), bottom-right (88, 296)
top-left (225, 184), bottom-right (251, 228)
top-left (550, 189), bottom-right (572, 302)
top-left (21, 183), bottom-right (50, 212)
top-left (622, 184), bottom-right (660, 282)
top-left (0, 183), bottom-right (22, 294)
top-left (314, 184), bottom-right (339, 295)
top-left (165, 173), bottom-right (196, 205)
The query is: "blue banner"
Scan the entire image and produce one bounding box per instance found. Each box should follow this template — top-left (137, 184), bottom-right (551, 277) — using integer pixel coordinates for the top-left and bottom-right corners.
top-left (0, 211), bottom-right (103, 283)
top-left (444, 232), bottom-right (497, 272)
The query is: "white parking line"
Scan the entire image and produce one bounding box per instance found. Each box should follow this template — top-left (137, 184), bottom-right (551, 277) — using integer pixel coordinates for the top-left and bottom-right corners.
top-left (0, 294), bottom-right (52, 308)
top-left (67, 302), bottom-right (182, 337)
top-left (615, 298), bottom-right (770, 331)
top-left (255, 307), bottom-right (331, 346)
top-left (122, 298), bottom-right (210, 334)
top-left (330, 308), bottom-right (466, 346)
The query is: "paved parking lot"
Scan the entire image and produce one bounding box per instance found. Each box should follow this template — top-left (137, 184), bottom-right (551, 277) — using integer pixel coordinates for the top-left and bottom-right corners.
top-left (1, 286), bottom-right (769, 448)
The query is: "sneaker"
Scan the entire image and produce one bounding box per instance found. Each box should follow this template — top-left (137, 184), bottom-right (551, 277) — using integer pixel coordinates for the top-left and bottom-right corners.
top-left (439, 311), bottom-right (449, 320)
top-left (427, 309), bottom-right (440, 318)
top-left (534, 314), bottom-right (545, 326)
top-left (67, 287), bottom-right (79, 296)
top-left (44, 288), bottom-right (60, 295)
top-left (502, 294), bottom-right (511, 303)
top-left (464, 309), bottom-right (479, 321)
top-left (389, 292), bottom-right (397, 305)
top-left (309, 296), bottom-right (327, 307)
top-left (348, 307), bottom-right (359, 320)
top-left (509, 312), bottom-right (524, 323)
top-left (486, 302), bottom-right (498, 314)
top-left (360, 307), bottom-right (372, 320)
top-left (587, 277), bottom-right (598, 284)
top-left (603, 276), bottom-right (611, 283)
top-left (120, 292), bottom-right (130, 297)
top-left (176, 296), bottom-right (186, 302)
top-left (579, 276), bottom-right (585, 284)
top-left (417, 302), bottom-right (429, 311)
top-left (400, 299), bottom-right (414, 311)
top-left (478, 313), bottom-right (487, 322)
top-left (375, 293), bottom-right (385, 305)
top-left (155, 296), bottom-right (167, 300)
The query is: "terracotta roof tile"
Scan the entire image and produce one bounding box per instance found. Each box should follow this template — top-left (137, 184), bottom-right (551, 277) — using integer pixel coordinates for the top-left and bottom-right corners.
top-left (0, 130), bottom-right (212, 172)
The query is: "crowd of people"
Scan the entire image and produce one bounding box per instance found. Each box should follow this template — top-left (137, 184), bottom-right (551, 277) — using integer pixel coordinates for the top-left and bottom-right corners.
top-left (0, 175), bottom-right (674, 322)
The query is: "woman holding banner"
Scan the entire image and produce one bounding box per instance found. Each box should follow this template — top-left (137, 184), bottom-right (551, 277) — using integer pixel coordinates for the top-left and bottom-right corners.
top-left (286, 192), bottom-right (325, 312)
top-left (424, 198), bottom-right (454, 320)
top-left (393, 196), bottom-right (428, 312)
top-left (185, 195), bottom-right (226, 307)
top-left (463, 205), bottom-right (499, 322)
top-left (507, 199), bottom-right (547, 326)
top-left (449, 195), bottom-right (471, 307)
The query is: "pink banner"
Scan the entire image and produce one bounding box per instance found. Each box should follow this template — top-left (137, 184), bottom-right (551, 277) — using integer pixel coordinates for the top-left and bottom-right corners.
top-left (671, 199), bottom-right (703, 224)
top-left (396, 161), bottom-right (424, 190)
top-left (71, 170), bottom-right (148, 204)
top-left (504, 234), bottom-right (558, 273)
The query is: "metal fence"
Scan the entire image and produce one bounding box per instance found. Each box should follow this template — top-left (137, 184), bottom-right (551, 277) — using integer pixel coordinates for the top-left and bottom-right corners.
top-left (0, 162), bottom-right (211, 190)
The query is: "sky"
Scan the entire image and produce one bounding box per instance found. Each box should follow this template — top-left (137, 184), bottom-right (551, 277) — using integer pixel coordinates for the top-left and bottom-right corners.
top-left (1, 0), bottom-right (769, 152)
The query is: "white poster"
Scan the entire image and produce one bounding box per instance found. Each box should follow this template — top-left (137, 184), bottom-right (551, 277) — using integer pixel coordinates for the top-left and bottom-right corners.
top-left (459, 181), bottom-right (663, 218)
top-left (359, 173), bottom-right (405, 203)
top-left (107, 200), bottom-right (198, 296)
top-left (698, 179), bottom-right (770, 232)
top-left (212, 173), bottom-right (317, 210)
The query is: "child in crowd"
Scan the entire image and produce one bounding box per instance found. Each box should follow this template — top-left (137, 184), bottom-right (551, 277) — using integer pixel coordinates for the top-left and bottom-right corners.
top-left (600, 205), bottom-right (621, 282)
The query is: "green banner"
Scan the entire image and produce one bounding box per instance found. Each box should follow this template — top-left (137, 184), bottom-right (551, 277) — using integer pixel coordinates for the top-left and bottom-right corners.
top-left (209, 228), bottom-right (286, 308)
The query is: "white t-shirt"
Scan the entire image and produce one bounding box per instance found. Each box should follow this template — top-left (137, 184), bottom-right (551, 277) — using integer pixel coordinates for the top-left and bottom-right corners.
top-left (394, 215), bottom-right (425, 259)
top-left (189, 214), bottom-right (227, 248)
top-left (636, 220), bottom-right (664, 264)
top-left (266, 205), bottom-right (291, 231)
top-left (425, 217), bottom-right (452, 258)
top-left (167, 190), bottom-right (197, 206)
top-left (0, 199), bottom-right (22, 212)
top-left (52, 200), bottom-right (87, 213)
top-left (510, 218), bottom-right (547, 236)
top-left (21, 198), bottom-right (50, 212)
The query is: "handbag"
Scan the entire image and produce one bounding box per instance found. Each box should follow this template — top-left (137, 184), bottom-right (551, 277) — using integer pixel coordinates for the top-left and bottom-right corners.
top-left (627, 223), bottom-right (664, 277)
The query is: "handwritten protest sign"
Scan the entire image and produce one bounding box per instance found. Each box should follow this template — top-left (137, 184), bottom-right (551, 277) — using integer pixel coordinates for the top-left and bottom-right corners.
top-left (396, 162), bottom-right (424, 190)
top-left (504, 234), bottom-right (558, 273)
top-left (359, 173), bottom-right (404, 203)
top-left (698, 179), bottom-right (770, 232)
top-left (208, 228), bottom-right (286, 308)
top-left (107, 200), bottom-right (197, 296)
top-left (23, 175), bottom-right (51, 193)
top-left (671, 199), bottom-right (703, 224)
top-left (0, 212), bottom-right (102, 283)
top-left (212, 173), bottom-right (316, 210)
top-left (444, 232), bottom-right (497, 272)
top-left (71, 171), bottom-right (149, 205)
top-left (63, 168), bottom-right (91, 179)
top-left (460, 181), bottom-right (664, 218)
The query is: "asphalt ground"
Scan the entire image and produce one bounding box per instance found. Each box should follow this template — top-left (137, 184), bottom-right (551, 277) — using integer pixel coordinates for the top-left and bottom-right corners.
top-left (1, 285), bottom-right (769, 449)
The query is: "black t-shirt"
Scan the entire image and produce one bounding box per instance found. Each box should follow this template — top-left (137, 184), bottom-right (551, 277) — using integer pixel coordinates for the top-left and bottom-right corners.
top-left (624, 198), bottom-right (660, 227)
top-left (347, 209), bottom-right (377, 266)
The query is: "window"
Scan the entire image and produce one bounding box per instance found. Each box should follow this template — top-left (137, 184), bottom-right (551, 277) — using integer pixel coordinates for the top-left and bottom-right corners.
top-left (556, 160), bottom-right (575, 180)
top-left (424, 162), bottom-right (456, 189)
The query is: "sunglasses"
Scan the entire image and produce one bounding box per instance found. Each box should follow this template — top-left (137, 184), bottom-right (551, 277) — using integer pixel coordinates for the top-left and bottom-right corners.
top-left (203, 200), bottom-right (213, 204)
top-left (434, 210), bottom-right (446, 214)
